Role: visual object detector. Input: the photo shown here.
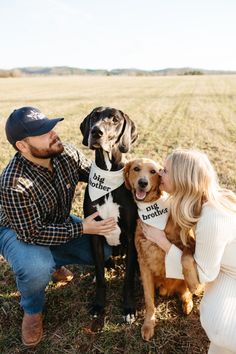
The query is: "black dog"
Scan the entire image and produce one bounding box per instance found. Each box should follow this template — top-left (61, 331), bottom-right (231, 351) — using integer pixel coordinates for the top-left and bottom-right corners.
top-left (80, 106), bottom-right (138, 322)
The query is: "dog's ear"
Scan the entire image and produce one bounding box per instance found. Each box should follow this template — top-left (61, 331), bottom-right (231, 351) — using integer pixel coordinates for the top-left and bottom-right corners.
top-left (124, 161), bottom-right (132, 190)
top-left (118, 113), bottom-right (138, 153)
top-left (80, 113), bottom-right (91, 146)
top-left (155, 174), bottom-right (163, 199)
top-left (80, 107), bottom-right (99, 146)
top-left (155, 164), bottom-right (165, 199)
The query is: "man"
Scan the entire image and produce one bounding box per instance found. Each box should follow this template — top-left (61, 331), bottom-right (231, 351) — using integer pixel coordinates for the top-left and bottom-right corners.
top-left (0, 106), bottom-right (116, 347)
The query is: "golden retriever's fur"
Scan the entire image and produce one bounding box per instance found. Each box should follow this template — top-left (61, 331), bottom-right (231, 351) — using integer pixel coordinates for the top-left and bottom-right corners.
top-left (125, 158), bottom-right (199, 341)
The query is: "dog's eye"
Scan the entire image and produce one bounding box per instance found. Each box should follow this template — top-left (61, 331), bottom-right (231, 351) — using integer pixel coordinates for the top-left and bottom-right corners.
top-left (112, 117), bottom-right (119, 124)
top-left (134, 166), bottom-right (140, 172)
top-left (150, 169), bottom-right (157, 174)
top-left (91, 116), bottom-right (99, 123)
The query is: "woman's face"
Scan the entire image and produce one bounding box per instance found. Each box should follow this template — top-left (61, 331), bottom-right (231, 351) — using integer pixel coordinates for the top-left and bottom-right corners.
top-left (159, 159), bottom-right (174, 194)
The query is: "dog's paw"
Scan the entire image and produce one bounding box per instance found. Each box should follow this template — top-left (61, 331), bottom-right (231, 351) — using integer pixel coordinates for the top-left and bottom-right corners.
top-left (123, 308), bottom-right (136, 324)
top-left (90, 304), bottom-right (105, 318)
top-left (182, 299), bottom-right (193, 315)
top-left (141, 323), bottom-right (155, 341)
top-left (90, 310), bottom-right (105, 332)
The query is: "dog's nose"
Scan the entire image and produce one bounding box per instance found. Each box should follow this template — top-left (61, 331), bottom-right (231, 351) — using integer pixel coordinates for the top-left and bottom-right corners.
top-left (91, 126), bottom-right (103, 138)
top-left (138, 178), bottom-right (148, 189)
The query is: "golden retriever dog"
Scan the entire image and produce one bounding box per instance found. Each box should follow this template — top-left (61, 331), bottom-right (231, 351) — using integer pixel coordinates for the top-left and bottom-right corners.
top-left (124, 158), bottom-right (198, 341)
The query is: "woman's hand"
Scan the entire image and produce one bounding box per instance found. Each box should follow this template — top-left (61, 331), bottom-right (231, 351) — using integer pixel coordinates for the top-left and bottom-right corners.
top-left (82, 211), bottom-right (117, 235)
top-left (141, 222), bottom-right (172, 253)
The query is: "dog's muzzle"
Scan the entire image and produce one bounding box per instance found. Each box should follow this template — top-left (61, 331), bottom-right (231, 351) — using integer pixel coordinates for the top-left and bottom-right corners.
top-left (135, 178), bottom-right (149, 201)
top-left (91, 126), bottom-right (103, 139)
top-left (138, 178), bottom-right (148, 189)
top-left (89, 126), bottom-right (104, 148)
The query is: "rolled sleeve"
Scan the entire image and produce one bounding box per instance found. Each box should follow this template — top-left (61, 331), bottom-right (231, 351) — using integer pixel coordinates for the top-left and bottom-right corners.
top-left (165, 244), bottom-right (184, 279)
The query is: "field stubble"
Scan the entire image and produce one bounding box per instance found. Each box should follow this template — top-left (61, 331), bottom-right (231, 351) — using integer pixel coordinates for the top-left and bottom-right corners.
top-left (0, 75), bottom-right (236, 353)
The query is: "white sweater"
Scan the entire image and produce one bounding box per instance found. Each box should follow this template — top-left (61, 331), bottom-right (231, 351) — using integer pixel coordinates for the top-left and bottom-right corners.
top-left (165, 203), bottom-right (236, 352)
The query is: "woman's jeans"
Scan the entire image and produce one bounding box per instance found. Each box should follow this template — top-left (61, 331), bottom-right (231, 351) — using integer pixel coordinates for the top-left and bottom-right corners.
top-left (0, 215), bottom-right (111, 315)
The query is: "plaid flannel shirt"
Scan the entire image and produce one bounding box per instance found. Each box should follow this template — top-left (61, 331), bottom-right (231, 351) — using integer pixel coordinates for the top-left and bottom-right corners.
top-left (0, 144), bottom-right (91, 245)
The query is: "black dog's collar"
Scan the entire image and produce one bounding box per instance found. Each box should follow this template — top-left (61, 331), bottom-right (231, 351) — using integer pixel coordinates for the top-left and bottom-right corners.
top-left (88, 162), bottom-right (124, 201)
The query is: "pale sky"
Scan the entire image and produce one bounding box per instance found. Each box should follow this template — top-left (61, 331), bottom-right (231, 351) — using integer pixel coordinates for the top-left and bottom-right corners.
top-left (1, 0), bottom-right (235, 71)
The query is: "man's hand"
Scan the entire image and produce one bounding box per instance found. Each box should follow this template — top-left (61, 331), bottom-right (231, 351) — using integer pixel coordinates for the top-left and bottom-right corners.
top-left (82, 211), bottom-right (117, 235)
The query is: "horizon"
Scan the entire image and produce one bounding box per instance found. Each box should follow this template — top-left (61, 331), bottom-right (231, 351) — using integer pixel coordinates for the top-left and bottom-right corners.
top-left (2, 65), bottom-right (236, 73)
top-left (1, 0), bottom-right (236, 71)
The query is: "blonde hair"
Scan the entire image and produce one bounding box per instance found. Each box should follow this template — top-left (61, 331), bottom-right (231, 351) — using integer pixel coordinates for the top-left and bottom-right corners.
top-left (167, 149), bottom-right (236, 245)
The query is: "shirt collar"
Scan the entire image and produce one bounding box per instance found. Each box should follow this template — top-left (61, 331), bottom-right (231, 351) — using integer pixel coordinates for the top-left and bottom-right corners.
top-left (17, 152), bottom-right (54, 175)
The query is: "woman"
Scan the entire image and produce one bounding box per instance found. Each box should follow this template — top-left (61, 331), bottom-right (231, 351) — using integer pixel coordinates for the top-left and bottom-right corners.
top-left (142, 149), bottom-right (236, 354)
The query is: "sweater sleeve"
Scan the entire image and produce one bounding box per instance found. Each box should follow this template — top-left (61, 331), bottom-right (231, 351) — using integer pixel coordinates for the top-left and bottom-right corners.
top-left (193, 205), bottom-right (230, 283)
top-left (165, 244), bottom-right (184, 279)
top-left (165, 204), bottom-right (231, 283)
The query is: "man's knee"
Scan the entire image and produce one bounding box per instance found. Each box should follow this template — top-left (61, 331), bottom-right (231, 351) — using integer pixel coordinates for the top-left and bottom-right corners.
top-left (0, 228), bottom-right (55, 287)
top-left (14, 253), bottom-right (55, 289)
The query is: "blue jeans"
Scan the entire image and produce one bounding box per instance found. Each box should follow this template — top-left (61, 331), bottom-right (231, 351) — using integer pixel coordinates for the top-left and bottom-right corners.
top-left (0, 215), bottom-right (111, 315)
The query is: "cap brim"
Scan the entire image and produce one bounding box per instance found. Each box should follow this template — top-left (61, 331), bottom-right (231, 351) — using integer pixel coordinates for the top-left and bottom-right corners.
top-left (29, 118), bottom-right (64, 137)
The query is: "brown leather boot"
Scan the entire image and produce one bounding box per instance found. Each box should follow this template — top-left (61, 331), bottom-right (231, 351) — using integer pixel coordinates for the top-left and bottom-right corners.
top-left (52, 266), bottom-right (74, 283)
top-left (22, 312), bottom-right (43, 347)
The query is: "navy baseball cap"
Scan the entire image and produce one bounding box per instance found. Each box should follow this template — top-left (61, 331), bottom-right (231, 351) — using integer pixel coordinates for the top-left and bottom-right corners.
top-left (5, 106), bottom-right (64, 145)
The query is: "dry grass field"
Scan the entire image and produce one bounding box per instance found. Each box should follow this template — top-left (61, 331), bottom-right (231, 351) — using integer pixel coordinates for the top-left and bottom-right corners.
top-left (0, 75), bottom-right (236, 353)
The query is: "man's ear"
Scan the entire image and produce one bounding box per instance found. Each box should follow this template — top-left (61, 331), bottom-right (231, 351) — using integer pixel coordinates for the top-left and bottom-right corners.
top-left (124, 161), bottom-right (133, 190)
top-left (118, 113), bottom-right (138, 153)
top-left (15, 140), bottom-right (28, 153)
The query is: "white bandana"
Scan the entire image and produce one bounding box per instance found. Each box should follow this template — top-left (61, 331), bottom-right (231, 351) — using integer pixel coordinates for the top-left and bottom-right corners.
top-left (88, 162), bottom-right (125, 202)
top-left (137, 195), bottom-right (170, 229)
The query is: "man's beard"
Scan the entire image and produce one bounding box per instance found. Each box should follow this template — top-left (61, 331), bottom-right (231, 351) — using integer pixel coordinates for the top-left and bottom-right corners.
top-left (28, 139), bottom-right (64, 159)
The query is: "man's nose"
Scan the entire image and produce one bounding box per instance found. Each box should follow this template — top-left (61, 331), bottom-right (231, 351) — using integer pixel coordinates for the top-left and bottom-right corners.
top-left (158, 169), bottom-right (163, 176)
